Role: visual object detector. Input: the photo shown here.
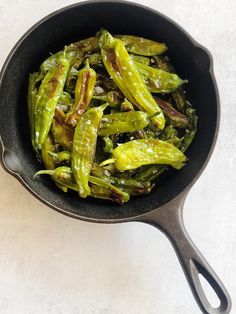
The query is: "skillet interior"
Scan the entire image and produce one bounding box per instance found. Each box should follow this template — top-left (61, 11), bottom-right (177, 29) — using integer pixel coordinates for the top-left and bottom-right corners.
top-left (0, 1), bottom-right (218, 221)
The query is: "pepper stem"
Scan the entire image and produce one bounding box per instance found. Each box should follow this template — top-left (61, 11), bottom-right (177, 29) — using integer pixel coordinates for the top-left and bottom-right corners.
top-left (84, 58), bottom-right (90, 68)
top-left (99, 158), bottom-right (115, 167)
top-left (48, 152), bottom-right (58, 159)
top-left (93, 95), bottom-right (106, 101)
top-left (33, 169), bottom-right (54, 179)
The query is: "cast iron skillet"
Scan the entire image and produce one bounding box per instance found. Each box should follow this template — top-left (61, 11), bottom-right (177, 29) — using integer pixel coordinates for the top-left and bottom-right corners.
top-left (0, 1), bottom-right (232, 313)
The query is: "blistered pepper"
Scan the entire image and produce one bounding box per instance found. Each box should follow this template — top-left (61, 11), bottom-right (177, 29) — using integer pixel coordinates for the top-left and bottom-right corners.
top-left (91, 163), bottom-right (153, 196)
top-left (98, 30), bottom-right (165, 129)
top-left (98, 111), bottom-right (149, 136)
top-left (115, 35), bottom-right (167, 56)
top-left (134, 61), bottom-right (186, 93)
top-left (40, 36), bottom-right (99, 72)
top-left (41, 134), bottom-right (67, 192)
top-left (65, 59), bottom-right (96, 127)
top-left (34, 53), bottom-right (70, 150)
top-left (34, 166), bottom-right (129, 204)
top-left (154, 97), bottom-right (189, 128)
top-left (72, 105), bottom-right (107, 198)
top-left (27, 72), bottom-right (43, 156)
top-left (100, 139), bottom-right (187, 171)
top-left (41, 134), bottom-right (57, 170)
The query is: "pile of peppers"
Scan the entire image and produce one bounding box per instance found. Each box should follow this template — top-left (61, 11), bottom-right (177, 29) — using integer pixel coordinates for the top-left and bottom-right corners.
top-left (29, 30), bottom-right (197, 204)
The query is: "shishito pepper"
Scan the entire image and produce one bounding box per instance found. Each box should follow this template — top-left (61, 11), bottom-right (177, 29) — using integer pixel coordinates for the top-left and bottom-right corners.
top-left (34, 166), bottom-right (129, 204)
top-left (72, 105), bottom-right (107, 198)
top-left (115, 35), bottom-right (167, 56)
top-left (65, 59), bottom-right (96, 127)
top-left (98, 30), bottom-right (165, 130)
top-left (41, 134), bottom-right (57, 170)
top-left (41, 134), bottom-right (67, 192)
top-left (100, 139), bottom-right (187, 171)
top-left (27, 72), bottom-right (44, 157)
top-left (154, 97), bottom-right (189, 128)
top-left (34, 52), bottom-right (70, 150)
top-left (98, 111), bottom-right (149, 136)
top-left (134, 61), bottom-right (186, 93)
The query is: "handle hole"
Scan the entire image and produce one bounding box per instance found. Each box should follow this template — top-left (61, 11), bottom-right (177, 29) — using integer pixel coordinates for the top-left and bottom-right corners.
top-left (199, 273), bottom-right (221, 308)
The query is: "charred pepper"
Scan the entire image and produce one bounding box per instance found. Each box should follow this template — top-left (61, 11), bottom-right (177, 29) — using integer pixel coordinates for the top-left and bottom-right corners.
top-left (99, 111), bottom-right (149, 136)
top-left (100, 139), bottom-right (187, 171)
top-left (65, 59), bottom-right (96, 127)
top-left (72, 105), bottom-right (107, 198)
top-left (34, 52), bottom-right (70, 150)
top-left (115, 35), bottom-right (167, 56)
top-left (98, 30), bottom-right (165, 129)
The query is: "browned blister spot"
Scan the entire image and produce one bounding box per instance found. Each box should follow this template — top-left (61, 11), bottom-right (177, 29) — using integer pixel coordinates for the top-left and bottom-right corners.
top-left (107, 50), bottom-right (120, 73)
top-left (155, 97), bottom-right (189, 125)
top-left (48, 78), bottom-right (59, 98)
top-left (54, 107), bottom-right (65, 124)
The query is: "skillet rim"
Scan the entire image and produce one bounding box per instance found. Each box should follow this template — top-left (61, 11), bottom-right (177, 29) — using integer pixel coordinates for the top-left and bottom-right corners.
top-left (0, 0), bottom-right (220, 223)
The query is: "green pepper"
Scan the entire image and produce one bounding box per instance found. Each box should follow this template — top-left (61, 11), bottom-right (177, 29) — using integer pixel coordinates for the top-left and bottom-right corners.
top-left (91, 163), bottom-right (153, 196)
top-left (41, 134), bottom-right (68, 192)
top-left (154, 97), bottom-right (189, 127)
top-left (89, 176), bottom-right (130, 204)
top-left (98, 30), bottom-right (165, 130)
top-left (65, 60), bottom-right (96, 127)
top-left (66, 36), bottom-right (99, 59)
top-left (98, 111), bottom-right (149, 136)
top-left (27, 72), bottom-right (43, 156)
top-left (34, 52), bottom-right (70, 150)
top-left (72, 105), bottom-right (107, 198)
top-left (100, 139), bottom-right (187, 170)
top-left (41, 37), bottom-right (99, 73)
top-left (34, 166), bottom-right (129, 204)
top-left (115, 35), bottom-right (167, 56)
top-left (41, 134), bottom-right (57, 170)
top-left (43, 154), bottom-right (154, 195)
top-left (34, 166), bottom-right (77, 191)
top-left (134, 61), bottom-right (186, 93)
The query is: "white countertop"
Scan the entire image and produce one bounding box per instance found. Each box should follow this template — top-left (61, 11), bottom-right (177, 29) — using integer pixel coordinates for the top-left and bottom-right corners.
top-left (0, 1), bottom-right (235, 313)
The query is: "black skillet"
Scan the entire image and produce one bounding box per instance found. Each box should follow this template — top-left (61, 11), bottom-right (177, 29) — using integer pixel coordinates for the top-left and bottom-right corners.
top-left (0, 1), bottom-right (231, 313)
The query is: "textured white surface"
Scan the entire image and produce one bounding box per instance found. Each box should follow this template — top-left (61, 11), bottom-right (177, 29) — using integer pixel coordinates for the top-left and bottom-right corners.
top-left (0, 1), bottom-right (235, 313)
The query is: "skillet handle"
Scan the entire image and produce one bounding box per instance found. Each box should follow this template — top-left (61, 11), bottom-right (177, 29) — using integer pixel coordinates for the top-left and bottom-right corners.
top-left (141, 192), bottom-right (231, 314)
